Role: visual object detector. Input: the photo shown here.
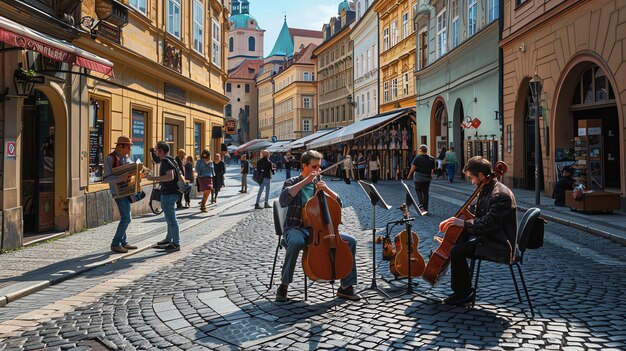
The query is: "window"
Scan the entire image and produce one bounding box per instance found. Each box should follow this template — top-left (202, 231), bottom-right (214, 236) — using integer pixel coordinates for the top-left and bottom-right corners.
top-left (418, 29), bottom-right (428, 69)
top-left (88, 98), bottom-right (105, 184)
top-left (304, 72), bottom-right (310, 81)
top-left (451, 0), bottom-right (459, 48)
top-left (361, 54), bottom-right (365, 77)
top-left (392, 78), bottom-right (398, 99)
top-left (131, 110), bottom-right (147, 164)
top-left (320, 110), bottom-right (325, 124)
top-left (229, 37), bottom-right (234, 52)
top-left (413, 4), bottom-right (418, 31)
top-left (516, 0), bottom-right (529, 5)
top-left (311, 72), bottom-right (315, 81)
top-left (303, 96), bottom-right (312, 109)
top-left (212, 19), bottom-right (221, 67)
top-left (437, 8), bottom-right (447, 57)
top-left (402, 12), bottom-right (409, 39)
top-left (341, 106), bottom-right (345, 121)
top-left (303, 119), bottom-right (311, 131)
top-left (404, 73), bottom-right (409, 96)
top-left (361, 94), bottom-right (365, 115)
top-left (384, 81), bottom-right (389, 102)
top-left (356, 57), bottom-right (360, 78)
top-left (193, 0), bottom-right (204, 54)
top-left (245, 84), bottom-right (250, 93)
top-left (468, 0), bottom-right (477, 36)
top-left (129, 0), bottom-right (147, 15)
top-left (383, 27), bottom-right (389, 50)
top-left (488, 0), bottom-right (499, 22)
top-left (366, 91), bottom-right (370, 114)
top-left (366, 49), bottom-right (371, 73)
top-left (391, 20), bottom-right (398, 46)
top-left (331, 108), bottom-right (335, 122)
top-left (194, 122), bottom-right (203, 158)
top-left (248, 36), bottom-right (255, 51)
top-left (226, 83), bottom-right (231, 92)
top-left (355, 96), bottom-right (359, 116)
top-left (225, 104), bottom-right (231, 117)
top-left (167, 0), bottom-right (181, 38)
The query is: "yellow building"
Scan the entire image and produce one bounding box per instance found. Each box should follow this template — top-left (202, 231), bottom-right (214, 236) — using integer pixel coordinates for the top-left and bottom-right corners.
top-left (273, 44), bottom-right (318, 140)
top-left (257, 65), bottom-right (275, 139)
top-left (315, 5), bottom-right (355, 129)
top-left (375, 0), bottom-right (417, 112)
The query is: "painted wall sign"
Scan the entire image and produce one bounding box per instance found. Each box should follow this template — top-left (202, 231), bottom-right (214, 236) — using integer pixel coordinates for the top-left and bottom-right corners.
top-left (5, 140), bottom-right (16, 159)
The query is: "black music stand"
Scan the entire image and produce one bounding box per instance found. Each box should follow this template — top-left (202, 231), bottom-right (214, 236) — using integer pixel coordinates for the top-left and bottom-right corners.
top-left (357, 180), bottom-right (392, 299)
top-left (401, 180), bottom-right (427, 217)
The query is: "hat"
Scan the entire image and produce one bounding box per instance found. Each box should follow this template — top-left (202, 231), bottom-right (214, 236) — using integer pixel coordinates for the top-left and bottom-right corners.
top-left (115, 136), bottom-right (133, 145)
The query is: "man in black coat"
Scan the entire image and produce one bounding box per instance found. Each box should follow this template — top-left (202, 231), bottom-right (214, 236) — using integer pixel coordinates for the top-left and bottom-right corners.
top-left (407, 144), bottom-right (435, 211)
top-left (438, 156), bottom-right (518, 305)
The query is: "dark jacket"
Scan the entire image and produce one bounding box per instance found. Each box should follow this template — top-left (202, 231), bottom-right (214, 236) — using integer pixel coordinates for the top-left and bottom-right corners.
top-left (256, 157), bottom-right (274, 179)
top-left (213, 161), bottom-right (226, 189)
top-left (175, 156), bottom-right (185, 177)
top-left (464, 180), bottom-right (518, 264)
top-left (184, 162), bottom-right (194, 182)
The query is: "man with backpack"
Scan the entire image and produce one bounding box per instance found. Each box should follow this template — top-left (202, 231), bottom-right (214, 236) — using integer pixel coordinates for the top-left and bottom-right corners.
top-left (103, 136), bottom-right (139, 254)
top-left (407, 144), bottom-right (436, 212)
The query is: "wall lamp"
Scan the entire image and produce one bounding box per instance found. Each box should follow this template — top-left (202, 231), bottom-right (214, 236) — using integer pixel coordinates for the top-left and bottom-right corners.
top-left (0, 69), bottom-right (44, 101)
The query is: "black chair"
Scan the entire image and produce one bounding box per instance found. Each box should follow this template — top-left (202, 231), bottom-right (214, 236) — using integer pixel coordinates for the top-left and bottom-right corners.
top-left (470, 207), bottom-right (542, 318)
top-left (269, 200), bottom-right (308, 300)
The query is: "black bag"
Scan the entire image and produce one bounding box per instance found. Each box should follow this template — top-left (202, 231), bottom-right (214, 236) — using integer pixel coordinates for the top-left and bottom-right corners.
top-left (526, 217), bottom-right (546, 249)
top-left (253, 168), bottom-right (264, 185)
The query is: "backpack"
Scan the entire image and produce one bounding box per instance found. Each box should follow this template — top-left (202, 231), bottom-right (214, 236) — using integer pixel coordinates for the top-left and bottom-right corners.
top-left (526, 217), bottom-right (546, 249)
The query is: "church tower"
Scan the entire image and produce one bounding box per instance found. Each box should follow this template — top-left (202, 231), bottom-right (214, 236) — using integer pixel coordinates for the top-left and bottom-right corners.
top-left (227, 0), bottom-right (264, 68)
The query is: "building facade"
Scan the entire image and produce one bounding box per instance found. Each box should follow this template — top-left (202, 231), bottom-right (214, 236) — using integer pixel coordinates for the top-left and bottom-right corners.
top-left (225, 0), bottom-right (264, 144)
top-left (273, 44), bottom-right (318, 141)
top-left (315, 1), bottom-right (356, 129)
top-left (375, 0), bottom-right (416, 114)
top-left (414, 0), bottom-right (501, 164)
top-left (0, 0), bottom-right (229, 249)
top-left (351, 0), bottom-right (379, 121)
top-left (501, 0), bottom-right (625, 208)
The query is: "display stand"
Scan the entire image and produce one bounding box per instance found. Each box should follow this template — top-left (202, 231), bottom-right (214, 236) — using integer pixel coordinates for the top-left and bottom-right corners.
top-left (357, 180), bottom-right (392, 299)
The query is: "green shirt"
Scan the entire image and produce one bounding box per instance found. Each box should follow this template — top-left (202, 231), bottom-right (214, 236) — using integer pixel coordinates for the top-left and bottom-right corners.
top-left (301, 183), bottom-right (315, 205)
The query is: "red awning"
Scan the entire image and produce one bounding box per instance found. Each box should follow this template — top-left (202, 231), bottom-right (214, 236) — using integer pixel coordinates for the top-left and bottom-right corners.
top-left (0, 16), bottom-right (114, 76)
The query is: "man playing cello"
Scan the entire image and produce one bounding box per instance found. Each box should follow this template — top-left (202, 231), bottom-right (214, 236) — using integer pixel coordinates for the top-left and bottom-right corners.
top-left (276, 150), bottom-right (360, 302)
top-left (438, 156), bottom-right (517, 305)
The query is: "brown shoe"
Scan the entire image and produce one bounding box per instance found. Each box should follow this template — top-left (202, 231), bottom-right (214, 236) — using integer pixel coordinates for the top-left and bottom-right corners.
top-left (276, 284), bottom-right (289, 302)
top-left (111, 245), bottom-right (128, 254)
top-left (123, 244), bottom-right (138, 250)
top-left (201, 207), bottom-right (208, 213)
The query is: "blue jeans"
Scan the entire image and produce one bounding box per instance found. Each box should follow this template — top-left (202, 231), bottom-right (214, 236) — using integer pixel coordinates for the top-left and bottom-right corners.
top-left (446, 163), bottom-right (456, 181)
top-left (281, 227), bottom-right (358, 288)
top-left (112, 197), bottom-right (131, 247)
top-left (160, 193), bottom-right (180, 245)
top-left (256, 178), bottom-right (271, 204)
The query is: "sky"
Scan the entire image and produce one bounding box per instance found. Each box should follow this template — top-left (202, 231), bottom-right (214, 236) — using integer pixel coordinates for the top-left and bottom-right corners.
top-left (240, 0), bottom-right (342, 57)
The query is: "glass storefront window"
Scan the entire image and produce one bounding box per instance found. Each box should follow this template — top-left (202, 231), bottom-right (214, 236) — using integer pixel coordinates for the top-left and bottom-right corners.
top-left (194, 122), bottom-right (202, 158)
top-left (131, 110), bottom-right (146, 163)
top-left (89, 99), bottom-right (105, 183)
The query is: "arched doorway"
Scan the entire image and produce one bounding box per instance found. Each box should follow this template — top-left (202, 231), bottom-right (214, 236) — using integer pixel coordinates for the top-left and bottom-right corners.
top-left (430, 97), bottom-right (447, 155)
top-left (523, 88), bottom-right (544, 190)
top-left (22, 89), bottom-right (55, 234)
top-left (452, 98), bottom-right (465, 166)
top-left (554, 62), bottom-right (621, 192)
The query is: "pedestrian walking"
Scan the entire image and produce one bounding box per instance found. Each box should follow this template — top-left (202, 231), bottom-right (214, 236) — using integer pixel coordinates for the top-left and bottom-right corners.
top-left (284, 153), bottom-right (292, 179)
top-left (184, 155), bottom-right (195, 207)
top-left (175, 149), bottom-right (187, 209)
top-left (369, 154), bottom-right (381, 183)
top-left (407, 145), bottom-right (435, 212)
top-left (445, 147), bottom-right (458, 182)
top-left (212, 153), bottom-right (225, 204)
top-left (240, 154), bottom-right (250, 193)
top-left (356, 152), bottom-right (366, 180)
top-left (438, 156), bottom-right (517, 305)
top-left (147, 141), bottom-right (181, 253)
top-left (343, 155), bottom-right (354, 184)
top-left (103, 136), bottom-right (139, 254)
top-left (436, 147), bottom-right (447, 180)
top-left (255, 149), bottom-right (274, 209)
top-left (195, 150), bottom-right (215, 213)
top-left (275, 150), bottom-right (360, 302)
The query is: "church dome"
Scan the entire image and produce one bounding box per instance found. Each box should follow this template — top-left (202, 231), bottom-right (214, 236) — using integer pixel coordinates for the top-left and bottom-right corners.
top-left (337, 0), bottom-right (350, 15)
top-left (229, 13), bottom-right (261, 30)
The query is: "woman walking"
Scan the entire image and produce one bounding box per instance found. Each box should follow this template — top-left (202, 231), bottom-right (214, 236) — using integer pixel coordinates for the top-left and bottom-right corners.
top-left (184, 155), bottom-right (195, 207)
top-left (212, 153), bottom-right (226, 204)
top-left (255, 149), bottom-right (274, 209)
top-left (445, 147), bottom-right (458, 182)
top-left (436, 147), bottom-right (447, 180)
top-left (369, 154), bottom-right (381, 183)
top-left (195, 150), bottom-right (214, 212)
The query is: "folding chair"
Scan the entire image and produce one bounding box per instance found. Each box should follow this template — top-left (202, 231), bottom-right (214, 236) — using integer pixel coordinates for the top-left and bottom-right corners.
top-left (269, 200), bottom-right (308, 300)
top-left (470, 207), bottom-right (542, 318)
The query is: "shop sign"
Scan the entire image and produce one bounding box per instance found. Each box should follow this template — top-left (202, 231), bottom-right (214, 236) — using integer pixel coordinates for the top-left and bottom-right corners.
top-left (96, 21), bottom-right (121, 44)
top-left (225, 119), bottom-right (237, 135)
top-left (5, 140), bottom-right (16, 159)
top-left (164, 83), bottom-right (186, 104)
top-left (95, 0), bottom-right (129, 27)
top-left (588, 127), bottom-right (602, 135)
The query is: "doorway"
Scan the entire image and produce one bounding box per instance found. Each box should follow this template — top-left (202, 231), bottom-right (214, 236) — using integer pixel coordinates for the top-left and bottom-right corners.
top-left (22, 90), bottom-right (55, 234)
top-left (523, 88), bottom-right (544, 190)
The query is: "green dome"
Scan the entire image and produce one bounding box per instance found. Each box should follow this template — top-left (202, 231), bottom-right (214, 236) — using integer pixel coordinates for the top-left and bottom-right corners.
top-left (229, 13), bottom-right (261, 30)
top-left (338, 0), bottom-right (350, 15)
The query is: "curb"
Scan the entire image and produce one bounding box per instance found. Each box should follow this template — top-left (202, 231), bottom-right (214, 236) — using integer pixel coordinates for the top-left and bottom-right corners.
top-left (429, 182), bottom-right (626, 247)
top-left (0, 190), bottom-right (258, 308)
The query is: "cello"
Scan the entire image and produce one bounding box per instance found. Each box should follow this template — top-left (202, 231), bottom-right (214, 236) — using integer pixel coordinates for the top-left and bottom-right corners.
top-left (422, 161), bottom-right (507, 286)
top-left (301, 175), bottom-right (354, 282)
top-left (389, 203), bottom-right (425, 278)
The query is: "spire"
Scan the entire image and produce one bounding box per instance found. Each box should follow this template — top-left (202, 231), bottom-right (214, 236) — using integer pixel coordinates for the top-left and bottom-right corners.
top-left (267, 18), bottom-right (294, 59)
top-left (241, 0), bottom-right (249, 15)
top-left (231, 0), bottom-right (240, 15)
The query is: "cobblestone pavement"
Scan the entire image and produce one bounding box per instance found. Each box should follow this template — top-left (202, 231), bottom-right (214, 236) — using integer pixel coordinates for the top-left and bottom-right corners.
top-left (2, 177), bottom-right (626, 350)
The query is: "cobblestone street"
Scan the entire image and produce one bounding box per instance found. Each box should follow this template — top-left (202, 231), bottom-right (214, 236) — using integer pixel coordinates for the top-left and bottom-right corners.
top-left (2, 172), bottom-right (626, 350)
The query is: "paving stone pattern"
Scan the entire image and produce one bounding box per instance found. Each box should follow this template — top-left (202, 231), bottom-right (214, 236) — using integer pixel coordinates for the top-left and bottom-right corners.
top-left (2, 179), bottom-right (626, 350)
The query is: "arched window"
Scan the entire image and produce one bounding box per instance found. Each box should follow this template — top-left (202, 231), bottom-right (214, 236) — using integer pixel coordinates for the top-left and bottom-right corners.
top-left (229, 37), bottom-right (234, 52)
top-left (571, 65), bottom-right (615, 106)
top-left (248, 36), bottom-right (255, 52)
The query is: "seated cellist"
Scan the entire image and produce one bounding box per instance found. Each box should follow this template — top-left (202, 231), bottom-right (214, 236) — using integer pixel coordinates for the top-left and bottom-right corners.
top-left (438, 156), bottom-right (518, 305)
top-left (276, 150), bottom-right (360, 302)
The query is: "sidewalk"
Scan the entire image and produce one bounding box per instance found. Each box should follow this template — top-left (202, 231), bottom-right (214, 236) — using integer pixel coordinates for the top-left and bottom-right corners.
top-left (0, 166), bottom-right (284, 308)
top-left (429, 178), bottom-right (626, 245)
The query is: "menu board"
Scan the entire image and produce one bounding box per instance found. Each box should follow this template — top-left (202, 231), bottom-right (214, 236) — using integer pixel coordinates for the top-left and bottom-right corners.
top-left (89, 120), bottom-right (104, 183)
top-left (131, 110), bottom-right (145, 163)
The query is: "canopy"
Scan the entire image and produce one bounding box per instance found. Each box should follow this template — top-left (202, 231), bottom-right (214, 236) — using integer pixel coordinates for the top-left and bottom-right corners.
top-left (267, 140), bottom-right (293, 153)
top-left (307, 109), bottom-right (412, 149)
top-left (0, 16), bottom-right (114, 76)
top-left (289, 128), bottom-right (339, 149)
top-left (226, 145), bottom-right (239, 152)
top-left (246, 140), bottom-right (273, 152)
top-left (235, 139), bottom-right (268, 153)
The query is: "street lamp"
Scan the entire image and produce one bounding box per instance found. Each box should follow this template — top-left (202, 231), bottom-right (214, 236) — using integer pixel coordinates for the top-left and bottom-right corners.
top-left (529, 74), bottom-right (542, 205)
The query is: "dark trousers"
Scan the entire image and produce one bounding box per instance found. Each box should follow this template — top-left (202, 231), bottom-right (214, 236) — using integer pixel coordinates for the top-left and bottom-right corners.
top-left (413, 181), bottom-right (431, 211)
top-left (450, 235), bottom-right (477, 295)
top-left (177, 193), bottom-right (183, 207)
top-left (371, 170), bottom-right (379, 183)
top-left (358, 168), bottom-right (365, 180)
